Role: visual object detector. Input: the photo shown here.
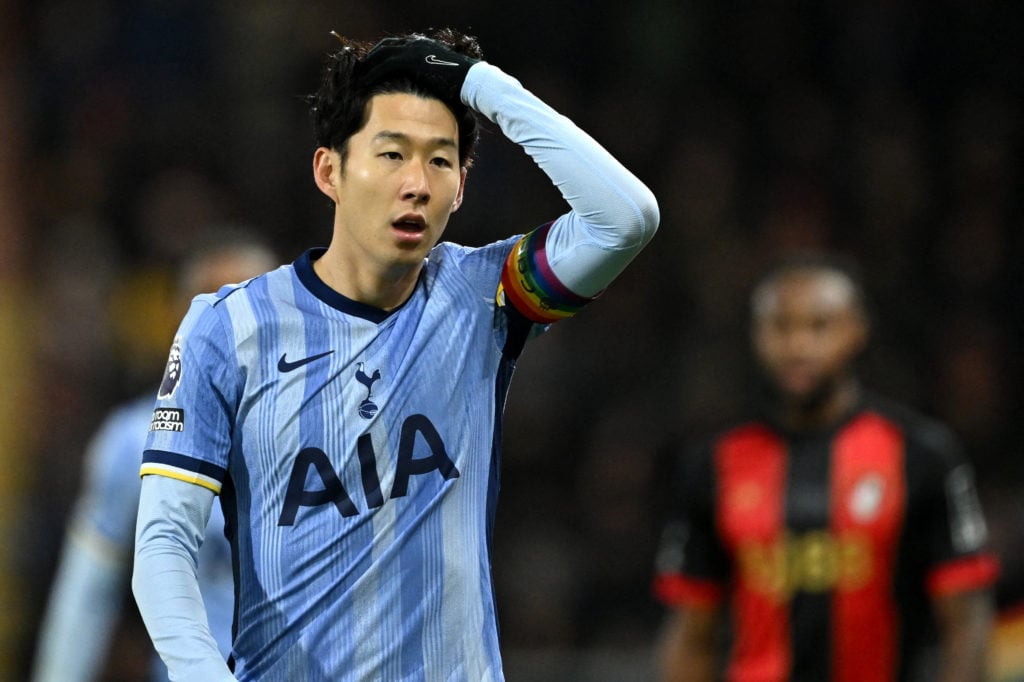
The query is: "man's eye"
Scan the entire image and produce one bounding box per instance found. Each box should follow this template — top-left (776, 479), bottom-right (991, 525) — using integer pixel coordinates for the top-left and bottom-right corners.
top-left (381, 151), bottom-right (402, 160)
top-left (432, 157), bottom-right (453, 168)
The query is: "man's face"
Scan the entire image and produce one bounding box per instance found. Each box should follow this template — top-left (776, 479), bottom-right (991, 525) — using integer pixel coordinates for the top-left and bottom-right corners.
top-left (321, 92), bottom-right (466, 277)
top-left (752, 270), bottom-right (868, 407)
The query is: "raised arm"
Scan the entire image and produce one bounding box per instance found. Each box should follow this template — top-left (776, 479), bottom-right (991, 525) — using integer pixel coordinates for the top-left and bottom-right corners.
top-left (462, 61), bottom-right (659, 302)
top-left (353, 34), bottom-right (658, 320)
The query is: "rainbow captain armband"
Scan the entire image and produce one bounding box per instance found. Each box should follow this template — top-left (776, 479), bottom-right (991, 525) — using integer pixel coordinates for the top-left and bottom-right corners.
top-left (497, 223), bottom-right (596, 324)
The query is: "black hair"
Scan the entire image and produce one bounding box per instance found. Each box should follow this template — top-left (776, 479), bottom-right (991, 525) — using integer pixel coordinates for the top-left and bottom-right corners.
top-left (307, 28), bottom-right (483, 170)
top-left (750, 251), bottom-right (870, 320)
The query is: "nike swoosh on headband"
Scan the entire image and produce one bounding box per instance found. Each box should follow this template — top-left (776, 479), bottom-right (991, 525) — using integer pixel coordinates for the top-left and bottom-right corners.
top-left (425, 54), bottom-right (459, 66)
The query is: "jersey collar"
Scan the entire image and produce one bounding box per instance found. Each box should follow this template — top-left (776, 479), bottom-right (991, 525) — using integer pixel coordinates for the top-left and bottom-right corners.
top-left (294, 248), bottom-right (399, 323)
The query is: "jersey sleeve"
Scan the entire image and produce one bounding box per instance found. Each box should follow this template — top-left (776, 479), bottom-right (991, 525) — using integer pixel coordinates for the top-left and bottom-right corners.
top-left (912, 426), bottom-right (1000, 596)
top-left (141, 297), bottom-right (238, 493)
top-left (653, 443), bottom-right (732, 609)
top-left (429, 237), bottom-right (543, 360)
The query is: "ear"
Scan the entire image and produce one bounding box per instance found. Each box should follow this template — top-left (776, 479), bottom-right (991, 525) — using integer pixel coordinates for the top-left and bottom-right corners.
top-left (313, 147), bottom-right (339, 202)
top-left (843, 313), bottom-right (871, 362)
top-left (853, 316), bottom-right (871, 355)
top-left (450, 167), bottom-right (468, 213)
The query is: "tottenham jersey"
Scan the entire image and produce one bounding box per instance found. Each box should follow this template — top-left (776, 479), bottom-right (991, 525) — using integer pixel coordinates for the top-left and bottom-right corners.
top-left (141, 236), bottom-right (561, 681)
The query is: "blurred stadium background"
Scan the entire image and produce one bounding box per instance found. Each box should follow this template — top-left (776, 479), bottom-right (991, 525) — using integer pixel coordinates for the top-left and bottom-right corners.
top-left (0, 1), bottom-right (1021, 679)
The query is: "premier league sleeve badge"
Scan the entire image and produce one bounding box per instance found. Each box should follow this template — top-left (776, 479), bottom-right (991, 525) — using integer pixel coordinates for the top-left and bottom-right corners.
top-left (157, 337), bottom-right (184, 399)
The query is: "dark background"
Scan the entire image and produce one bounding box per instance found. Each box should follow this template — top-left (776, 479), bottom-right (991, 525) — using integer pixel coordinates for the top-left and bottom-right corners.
top-left (0, 1), bottom-right (1020, 679)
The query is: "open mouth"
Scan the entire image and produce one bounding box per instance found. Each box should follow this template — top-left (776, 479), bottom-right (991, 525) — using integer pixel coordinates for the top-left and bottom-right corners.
top-left (392, 214), bottom-right (427, 236)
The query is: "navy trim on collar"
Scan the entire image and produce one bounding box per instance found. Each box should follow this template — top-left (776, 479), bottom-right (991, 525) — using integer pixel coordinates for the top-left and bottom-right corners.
top-left (293, 248), bottom-right (395, 323)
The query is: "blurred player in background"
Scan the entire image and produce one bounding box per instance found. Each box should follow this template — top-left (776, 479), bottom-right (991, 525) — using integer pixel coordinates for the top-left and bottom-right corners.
top-left (131, 27), bottom-right (658, 681)
top-left (32, 233), bottom-right (277, 682)
top-left (653, 253), bottom-right (998, 682)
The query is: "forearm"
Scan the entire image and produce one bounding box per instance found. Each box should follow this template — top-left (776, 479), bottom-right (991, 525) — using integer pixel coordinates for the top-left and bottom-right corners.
top-left (133, 475), bottom-right (235, 681)
top-left (657, 609), bottom-right (718, 682)
top-left (32, 531), bottom-right (125, 682)
top-left (463, 63), bottom-right (659, 296)
top-left (935, 590), bottom-right (995, 682)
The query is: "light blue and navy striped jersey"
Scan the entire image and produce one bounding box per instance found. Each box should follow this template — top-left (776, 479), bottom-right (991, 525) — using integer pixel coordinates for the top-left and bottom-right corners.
top-left (142, 238), bottom-right (547, 681)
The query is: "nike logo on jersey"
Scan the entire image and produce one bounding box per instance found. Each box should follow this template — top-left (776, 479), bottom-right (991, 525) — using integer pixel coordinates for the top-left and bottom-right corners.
top-left (425, 54), bottom-right (459, 66)
top-left (278, 350), bottom-right (334, 372)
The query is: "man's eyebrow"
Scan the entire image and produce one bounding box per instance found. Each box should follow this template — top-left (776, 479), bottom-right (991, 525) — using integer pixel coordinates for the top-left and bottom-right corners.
top-left (373, 130), bottom-right (457, 149)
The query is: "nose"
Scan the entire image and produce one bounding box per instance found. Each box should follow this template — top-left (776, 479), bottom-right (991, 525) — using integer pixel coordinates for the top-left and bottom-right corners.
top-left (780, 327), bottom-right (812, 354)
top-left (400, 161), bottom-right (431, 203)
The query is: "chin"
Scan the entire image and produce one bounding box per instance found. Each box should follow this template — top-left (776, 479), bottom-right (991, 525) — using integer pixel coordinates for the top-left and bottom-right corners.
top-left (389, 243), bottom-right (430, 262)
top-left (781, 381), bottom-right (835, 411)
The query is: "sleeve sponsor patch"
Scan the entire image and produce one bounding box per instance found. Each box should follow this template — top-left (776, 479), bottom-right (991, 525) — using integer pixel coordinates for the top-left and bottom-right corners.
top-left (150, 408), bottom-right (185, 433)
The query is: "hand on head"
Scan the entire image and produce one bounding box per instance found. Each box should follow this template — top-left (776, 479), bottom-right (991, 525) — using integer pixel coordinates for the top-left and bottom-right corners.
top-left (356, 33), bottom-right (481, 110)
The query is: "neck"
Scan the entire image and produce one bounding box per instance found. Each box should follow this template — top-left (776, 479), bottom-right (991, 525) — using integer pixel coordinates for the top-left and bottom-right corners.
top-left (313, 245), bottom-right (422, 311)
top-left (775, 377), bottom-right (861, 433)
